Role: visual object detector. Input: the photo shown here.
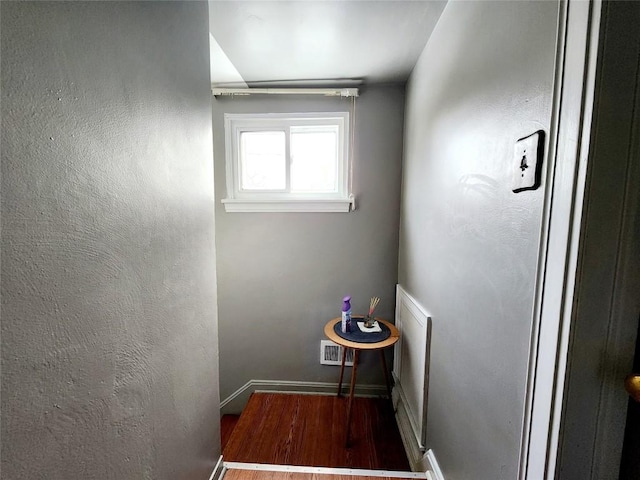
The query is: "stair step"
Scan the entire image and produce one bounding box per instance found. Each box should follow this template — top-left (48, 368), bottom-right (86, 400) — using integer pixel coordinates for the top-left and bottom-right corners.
top-left (221, 462), bottom-right (426, 480)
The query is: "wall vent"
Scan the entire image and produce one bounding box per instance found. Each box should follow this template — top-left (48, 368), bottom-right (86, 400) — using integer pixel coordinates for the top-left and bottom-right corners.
top-left (320, 340), bottom-right (354, 366)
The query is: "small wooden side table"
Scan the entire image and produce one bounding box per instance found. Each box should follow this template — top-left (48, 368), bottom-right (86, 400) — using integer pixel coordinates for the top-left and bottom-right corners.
top-left (324, 316), bottom-right (400, 446)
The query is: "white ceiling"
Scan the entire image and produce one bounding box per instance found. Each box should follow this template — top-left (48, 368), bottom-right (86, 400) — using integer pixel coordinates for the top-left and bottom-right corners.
top-left (209, 0), bottom-right (447, 87)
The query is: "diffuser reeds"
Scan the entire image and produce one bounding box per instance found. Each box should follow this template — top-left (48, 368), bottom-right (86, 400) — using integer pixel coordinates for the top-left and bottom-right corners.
top-left (368, 296), bottom-right (380, 316)
top-left (364, 296), bottom-right (380, 327)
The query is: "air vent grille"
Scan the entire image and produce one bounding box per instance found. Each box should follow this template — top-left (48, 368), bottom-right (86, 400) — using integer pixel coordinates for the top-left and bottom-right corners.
top-left (320, 340), bottom-right (354, 366)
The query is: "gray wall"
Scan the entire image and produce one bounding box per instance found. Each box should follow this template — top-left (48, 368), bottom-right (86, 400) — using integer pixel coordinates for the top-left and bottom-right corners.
top-left (213, 86), bottom-right (404, 404)
top-left (1, 2), bottom-right (220, 479)
top-left (398, 1), bottom-right (558, 478)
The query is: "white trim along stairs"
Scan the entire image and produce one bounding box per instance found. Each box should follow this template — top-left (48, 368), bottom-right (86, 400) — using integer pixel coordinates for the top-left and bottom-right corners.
top-left (209, 457), bottom-right (434, 480)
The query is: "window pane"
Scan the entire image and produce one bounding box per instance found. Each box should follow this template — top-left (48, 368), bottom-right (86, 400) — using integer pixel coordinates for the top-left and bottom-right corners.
top-left (290, 127), bottom-right (338, 192)
top-left (240, 131), bottom-right (286, 190)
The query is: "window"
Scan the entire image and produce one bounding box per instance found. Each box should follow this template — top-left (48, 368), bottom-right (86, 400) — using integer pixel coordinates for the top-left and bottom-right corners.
top-left (222, 112), bottom-right (353, 212)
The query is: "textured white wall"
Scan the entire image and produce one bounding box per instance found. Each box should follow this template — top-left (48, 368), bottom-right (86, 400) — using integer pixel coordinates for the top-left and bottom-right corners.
top-left (1, 3), bottom-right (220, 479)
top-left (399, 2), bottom-right (559, 478)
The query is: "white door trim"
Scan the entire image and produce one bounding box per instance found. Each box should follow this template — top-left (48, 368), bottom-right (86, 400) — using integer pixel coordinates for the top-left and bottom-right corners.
top-left (519, 1), bottom-right (603, 479)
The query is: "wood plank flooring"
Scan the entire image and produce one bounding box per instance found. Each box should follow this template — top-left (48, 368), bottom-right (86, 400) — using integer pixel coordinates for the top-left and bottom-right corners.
top-left (222, 414), bottom-right (240, 451)
top-left (223, 393), bottom-right (410, 471)
top-left (224, 470), bottom-right (417, 480)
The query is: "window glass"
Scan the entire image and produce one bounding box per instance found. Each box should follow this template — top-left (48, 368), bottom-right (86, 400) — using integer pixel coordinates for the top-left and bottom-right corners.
top-left (240, 131), bottom-right (286, 190)
top-left (290, 126), bottom-right (338, 192)
top-left (223, 112), bottom-right (352, 212)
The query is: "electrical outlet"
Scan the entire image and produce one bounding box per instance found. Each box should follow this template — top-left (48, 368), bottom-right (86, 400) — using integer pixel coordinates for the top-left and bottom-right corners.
top-left (512, 130), bottom-right (544, 193)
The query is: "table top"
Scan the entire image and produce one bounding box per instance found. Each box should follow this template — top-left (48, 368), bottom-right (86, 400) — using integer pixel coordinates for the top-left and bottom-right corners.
top-left (324, 316), bottom-right (399, 350)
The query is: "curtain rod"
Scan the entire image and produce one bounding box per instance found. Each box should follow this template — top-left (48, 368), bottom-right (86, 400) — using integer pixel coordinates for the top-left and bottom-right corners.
top-left (211, 87), bottom-right (359, 98)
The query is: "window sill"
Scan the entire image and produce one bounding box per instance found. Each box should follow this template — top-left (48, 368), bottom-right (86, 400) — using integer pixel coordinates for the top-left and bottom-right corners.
top-left (221, 197), bottom-right (354, 213)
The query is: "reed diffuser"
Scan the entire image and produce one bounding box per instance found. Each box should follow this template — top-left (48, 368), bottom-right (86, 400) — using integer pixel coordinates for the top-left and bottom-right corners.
top-left (364, 296), bottom-right (380, 328)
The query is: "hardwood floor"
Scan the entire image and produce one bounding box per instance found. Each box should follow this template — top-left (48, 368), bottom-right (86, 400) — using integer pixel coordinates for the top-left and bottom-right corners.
top-left (224, 470), bottom-right (417, 480)
top-left (223, 393), bottom-right (410, 471)
top-left (221, 414), bottom-right (240, 451)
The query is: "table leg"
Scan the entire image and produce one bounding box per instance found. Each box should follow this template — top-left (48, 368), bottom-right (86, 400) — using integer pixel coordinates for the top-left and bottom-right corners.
top-left (345, 349), bottom-right (360, 447)
top-left (380, 349), bottom-right (393, 400)
top-left (337, 346), bottom-right (347, 397)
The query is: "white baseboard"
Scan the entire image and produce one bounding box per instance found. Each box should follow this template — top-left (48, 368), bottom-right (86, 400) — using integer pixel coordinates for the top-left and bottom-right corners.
top-left (394, 390), bottom-right (424, 471)
top-left (393, 391), bottom-right (444, 480)
top-left (207, 456), bottom-right (225, 480)
top-left (220, 379), bottom-right (388, 415)
top-left (422, 450), bottom-right (444, 480)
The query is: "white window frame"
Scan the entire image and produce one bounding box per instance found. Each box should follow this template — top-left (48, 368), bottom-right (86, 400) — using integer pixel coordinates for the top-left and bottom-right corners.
top-left (222, 112), bottom-right (353, 213)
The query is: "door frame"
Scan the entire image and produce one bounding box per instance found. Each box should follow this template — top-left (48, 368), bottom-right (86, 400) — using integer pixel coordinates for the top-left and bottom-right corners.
top-left (521, 0), bottom-right (640, 478)
top-left (519, 0), bottom-right (601, 475)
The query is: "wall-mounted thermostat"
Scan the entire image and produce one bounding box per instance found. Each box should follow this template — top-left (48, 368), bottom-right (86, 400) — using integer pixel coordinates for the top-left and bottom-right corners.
top-left (512, 130), bottom-right (544, 193)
